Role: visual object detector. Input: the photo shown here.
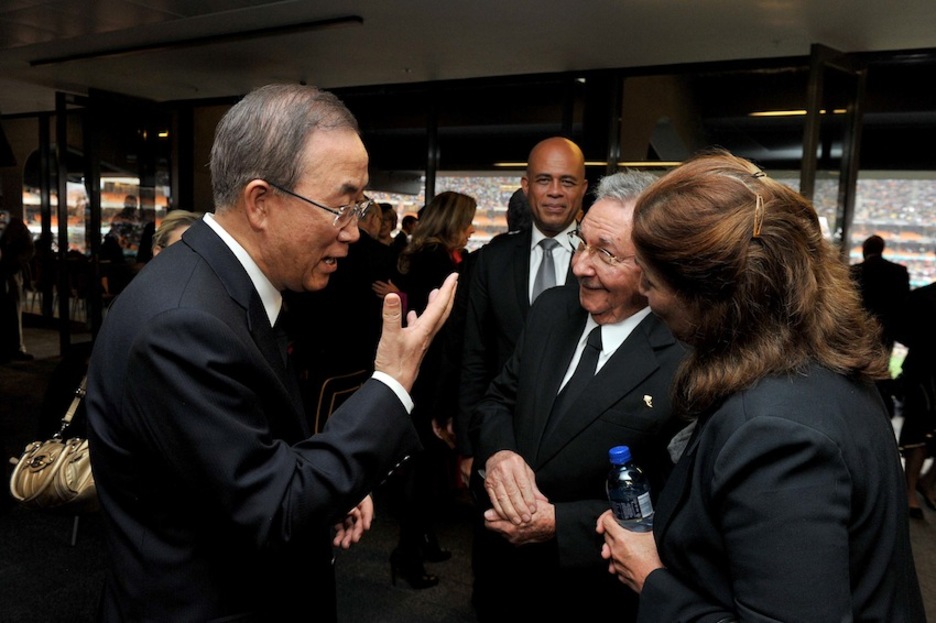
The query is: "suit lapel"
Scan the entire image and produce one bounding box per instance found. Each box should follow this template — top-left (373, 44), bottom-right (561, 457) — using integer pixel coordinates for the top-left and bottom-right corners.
top-left (526, 306), bottom-right (588, 464)
top-left (184, 220), bottom-right (307, 426)
top-left (653, 413), bottom-right (706, 544)
top-left (562, 242), bottom-right (576, 285)
top-left (535, 314), bottom-right (667, 466)
top-left (511, 230), bottom-right (532, 316)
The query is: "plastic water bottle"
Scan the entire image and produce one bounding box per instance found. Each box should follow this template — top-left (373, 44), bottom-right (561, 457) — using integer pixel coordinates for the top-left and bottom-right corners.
top-left (606, 445), bottom-right (654, 532)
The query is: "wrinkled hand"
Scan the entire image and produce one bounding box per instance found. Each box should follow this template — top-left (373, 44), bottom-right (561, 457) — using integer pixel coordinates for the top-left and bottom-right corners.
top-left (484, 450), bottom-right (543, 524)
top-left (333, 495), bottom-right (374, 550)
top-left (372, 279), bottom-right (401, 299)
top-left (484, 498), bottom-right (555, 545)
top-left (596, 509), bottom-right (662, 592)
top-left (374, 273), bottom-right (457, 392)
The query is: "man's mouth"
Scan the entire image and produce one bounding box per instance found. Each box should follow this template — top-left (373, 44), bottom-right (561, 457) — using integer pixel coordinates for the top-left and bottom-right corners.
top-left (323, 257), bottom-right (337, 265)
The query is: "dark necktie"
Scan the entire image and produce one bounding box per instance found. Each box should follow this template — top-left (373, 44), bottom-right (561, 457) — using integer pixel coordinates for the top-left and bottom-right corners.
top-left (273, 307), bottom-right (290, 366)
top-left (548, 326), bottom-right (602, 425)
top-left (272, 305), bottom-right (310, 434)
top-left (532, 238), bottom-right (560, 302)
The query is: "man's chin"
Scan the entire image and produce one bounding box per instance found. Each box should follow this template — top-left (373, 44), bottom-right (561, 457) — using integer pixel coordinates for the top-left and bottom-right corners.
top-left (302, 269), bottom-right (334, 292)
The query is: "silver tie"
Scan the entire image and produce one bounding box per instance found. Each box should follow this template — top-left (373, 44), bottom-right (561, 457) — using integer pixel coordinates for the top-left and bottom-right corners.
top-left (532, 238), bottom-right (560, 302)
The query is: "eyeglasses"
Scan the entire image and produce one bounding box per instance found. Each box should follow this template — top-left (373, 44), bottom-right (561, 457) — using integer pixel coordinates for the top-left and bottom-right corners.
top-left (568, 229), bottom-right (634, 266)
top-left (265, 180), bottom-right (373, 228)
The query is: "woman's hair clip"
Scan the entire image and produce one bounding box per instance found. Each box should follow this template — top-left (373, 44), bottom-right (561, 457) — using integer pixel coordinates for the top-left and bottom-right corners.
top-left (752, 194), bottom-right (765, 239)
top-left (751, 170), bottom-right (766, 179)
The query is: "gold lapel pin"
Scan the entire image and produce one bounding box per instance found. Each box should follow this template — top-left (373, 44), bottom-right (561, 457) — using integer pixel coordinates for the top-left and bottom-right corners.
top-left (643, 395), bottom-right (653, 408)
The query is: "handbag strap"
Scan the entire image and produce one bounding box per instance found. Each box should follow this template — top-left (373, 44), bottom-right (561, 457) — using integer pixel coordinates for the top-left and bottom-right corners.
top-left (53, 376), bottom-right (88, 440)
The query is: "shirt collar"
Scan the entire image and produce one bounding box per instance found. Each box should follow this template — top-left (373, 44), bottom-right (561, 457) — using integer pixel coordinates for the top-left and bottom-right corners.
top-left (585, 306), bottom-right (653, 354)
top-left (203, 212), bottom-right (283, 327)
top-left (531, 220), bottom-right (577, 254)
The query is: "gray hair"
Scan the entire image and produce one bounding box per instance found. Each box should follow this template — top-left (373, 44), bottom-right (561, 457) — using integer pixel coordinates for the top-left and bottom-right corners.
top-left (594, 171), bottom-right (658, 204)
top-left (209, 84), bottom-right (359, 211)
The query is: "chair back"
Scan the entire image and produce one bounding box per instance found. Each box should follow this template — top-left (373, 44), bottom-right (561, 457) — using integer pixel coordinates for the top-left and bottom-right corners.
top-left (313, 369), bottom-right (369, 433)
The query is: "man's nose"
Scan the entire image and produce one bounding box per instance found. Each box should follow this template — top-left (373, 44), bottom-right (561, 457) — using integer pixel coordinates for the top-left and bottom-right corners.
top-left (572, 250), bottom-right (593, 277)
top-left (339, 220), bottom-right (361, 243)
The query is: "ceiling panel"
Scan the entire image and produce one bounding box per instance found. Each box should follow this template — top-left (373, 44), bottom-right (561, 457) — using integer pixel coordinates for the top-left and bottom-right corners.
top-left (0, 0), bottom-right (935, 116)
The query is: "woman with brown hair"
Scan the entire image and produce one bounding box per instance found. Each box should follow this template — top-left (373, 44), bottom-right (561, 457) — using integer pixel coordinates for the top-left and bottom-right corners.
top-left (385, 191), bottom-right (476, 589)
top-left (597, 150), bottom-right (924, 621)
top-left (396, 191), bottom-right (476, 312)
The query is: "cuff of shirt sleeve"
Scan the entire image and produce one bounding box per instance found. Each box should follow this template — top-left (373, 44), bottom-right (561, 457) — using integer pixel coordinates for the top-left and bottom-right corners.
top-left (371, 371), bottom-right (414, 414)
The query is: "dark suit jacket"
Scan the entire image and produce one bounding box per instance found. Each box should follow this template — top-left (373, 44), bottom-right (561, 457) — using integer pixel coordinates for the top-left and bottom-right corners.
top-left (643, 364), bottom-right (924, 623)
top-left (457, 228), bottom-right (573, 455)
top-left (851, 254), bottom-right (910, 347)
top-left (469, 285), bottom-right (685, 616)
top-left (86, 219), bottom-right (420, 622)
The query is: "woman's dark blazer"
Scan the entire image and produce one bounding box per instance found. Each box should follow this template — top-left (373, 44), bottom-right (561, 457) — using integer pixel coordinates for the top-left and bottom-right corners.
top-left (642, 364), bottom-right (925, 623)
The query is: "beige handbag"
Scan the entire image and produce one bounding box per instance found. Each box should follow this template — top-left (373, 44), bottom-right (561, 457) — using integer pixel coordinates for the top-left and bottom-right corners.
top-left (9, 376), bottom-right (97, 512)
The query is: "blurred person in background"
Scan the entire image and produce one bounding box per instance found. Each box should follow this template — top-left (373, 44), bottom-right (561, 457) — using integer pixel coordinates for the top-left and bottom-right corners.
top-left (385, 191), bottom-right (477, 589)
top-left (851, 234), bottom-right (911, 417)
top-left (378, 203), bottom-right (398, 247)
top-left (896, 250), bottom-right (936, 520)
top-left (391, 213), bottom-right (417, 259)
top-left (0, 216), bottom-right (35, 362)
top-left (151, 210), bottom-right (203, 257)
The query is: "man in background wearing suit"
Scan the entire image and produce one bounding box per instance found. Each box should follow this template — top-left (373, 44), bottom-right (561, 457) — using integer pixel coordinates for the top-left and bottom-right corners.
top-left (851, 234), bottom-right (910, 416)
top-left (851, 234), bottom-right (910, 355)
top-left (456, 137), bottom-right (587, 479)
top-left (86, 84), bottom-right (456, 622)
top-left (468, 172), bottom-right (685, 621)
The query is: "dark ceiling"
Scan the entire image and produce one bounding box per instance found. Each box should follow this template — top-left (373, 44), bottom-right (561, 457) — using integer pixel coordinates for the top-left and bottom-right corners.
top-left (2, 1), bottom-right (936, 171)
top-left (2, 0), bottom-right (936, 116)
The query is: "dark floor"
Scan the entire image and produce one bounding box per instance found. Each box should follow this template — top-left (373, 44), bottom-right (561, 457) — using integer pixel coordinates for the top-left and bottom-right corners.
top-left (3, 325), bottom-right (936, 622)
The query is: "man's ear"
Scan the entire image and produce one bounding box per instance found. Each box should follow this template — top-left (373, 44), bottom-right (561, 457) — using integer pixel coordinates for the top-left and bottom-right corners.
top-left (520, 176), bottom-right (530, 198)
top-left (243, 180), bottom-right (273, 231)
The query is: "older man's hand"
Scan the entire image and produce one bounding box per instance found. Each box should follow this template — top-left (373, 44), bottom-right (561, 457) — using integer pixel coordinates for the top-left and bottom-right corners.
top-left (374, 272), bottom-right (457, 392)
top-left (483, 450), bottom-right (544, 525)
top-left (484, 497), bottom-right (555, 545)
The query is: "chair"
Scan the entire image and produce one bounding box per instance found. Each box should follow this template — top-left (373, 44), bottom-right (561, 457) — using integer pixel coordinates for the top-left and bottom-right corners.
top-left (313, 369), bottom-right (369, 433)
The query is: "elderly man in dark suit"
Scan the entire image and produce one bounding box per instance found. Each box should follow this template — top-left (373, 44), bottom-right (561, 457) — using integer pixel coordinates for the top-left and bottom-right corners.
top-left (86, 84), bottom-right (456, 622)
top-left (456, 137), bottom-right (587, 479)
top-left (468, 172), bottom-right (685, 621)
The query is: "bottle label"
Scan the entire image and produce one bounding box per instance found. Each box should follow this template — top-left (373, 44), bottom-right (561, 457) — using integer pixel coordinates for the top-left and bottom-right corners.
top-left (637, 492), bottom-right (653, 517)
top-left (611, 491), bottom-right (653, 521)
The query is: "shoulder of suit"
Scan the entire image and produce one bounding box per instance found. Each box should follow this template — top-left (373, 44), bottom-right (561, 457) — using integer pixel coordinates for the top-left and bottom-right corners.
top-left (526, 285), bottom-right (584, 323)
top-left (482, 229), bottom-right (529, 251)
top-left (639, 312), bottom-right (685, 352)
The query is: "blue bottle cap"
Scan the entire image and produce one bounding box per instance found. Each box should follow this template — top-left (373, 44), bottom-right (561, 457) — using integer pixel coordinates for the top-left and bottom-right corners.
top-left (609, 445), bottom-right (632, 464)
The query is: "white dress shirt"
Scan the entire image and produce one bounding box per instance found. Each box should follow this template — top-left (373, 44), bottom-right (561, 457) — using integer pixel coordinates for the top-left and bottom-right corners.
top-left (558, 307), bottom-right (653, 392)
